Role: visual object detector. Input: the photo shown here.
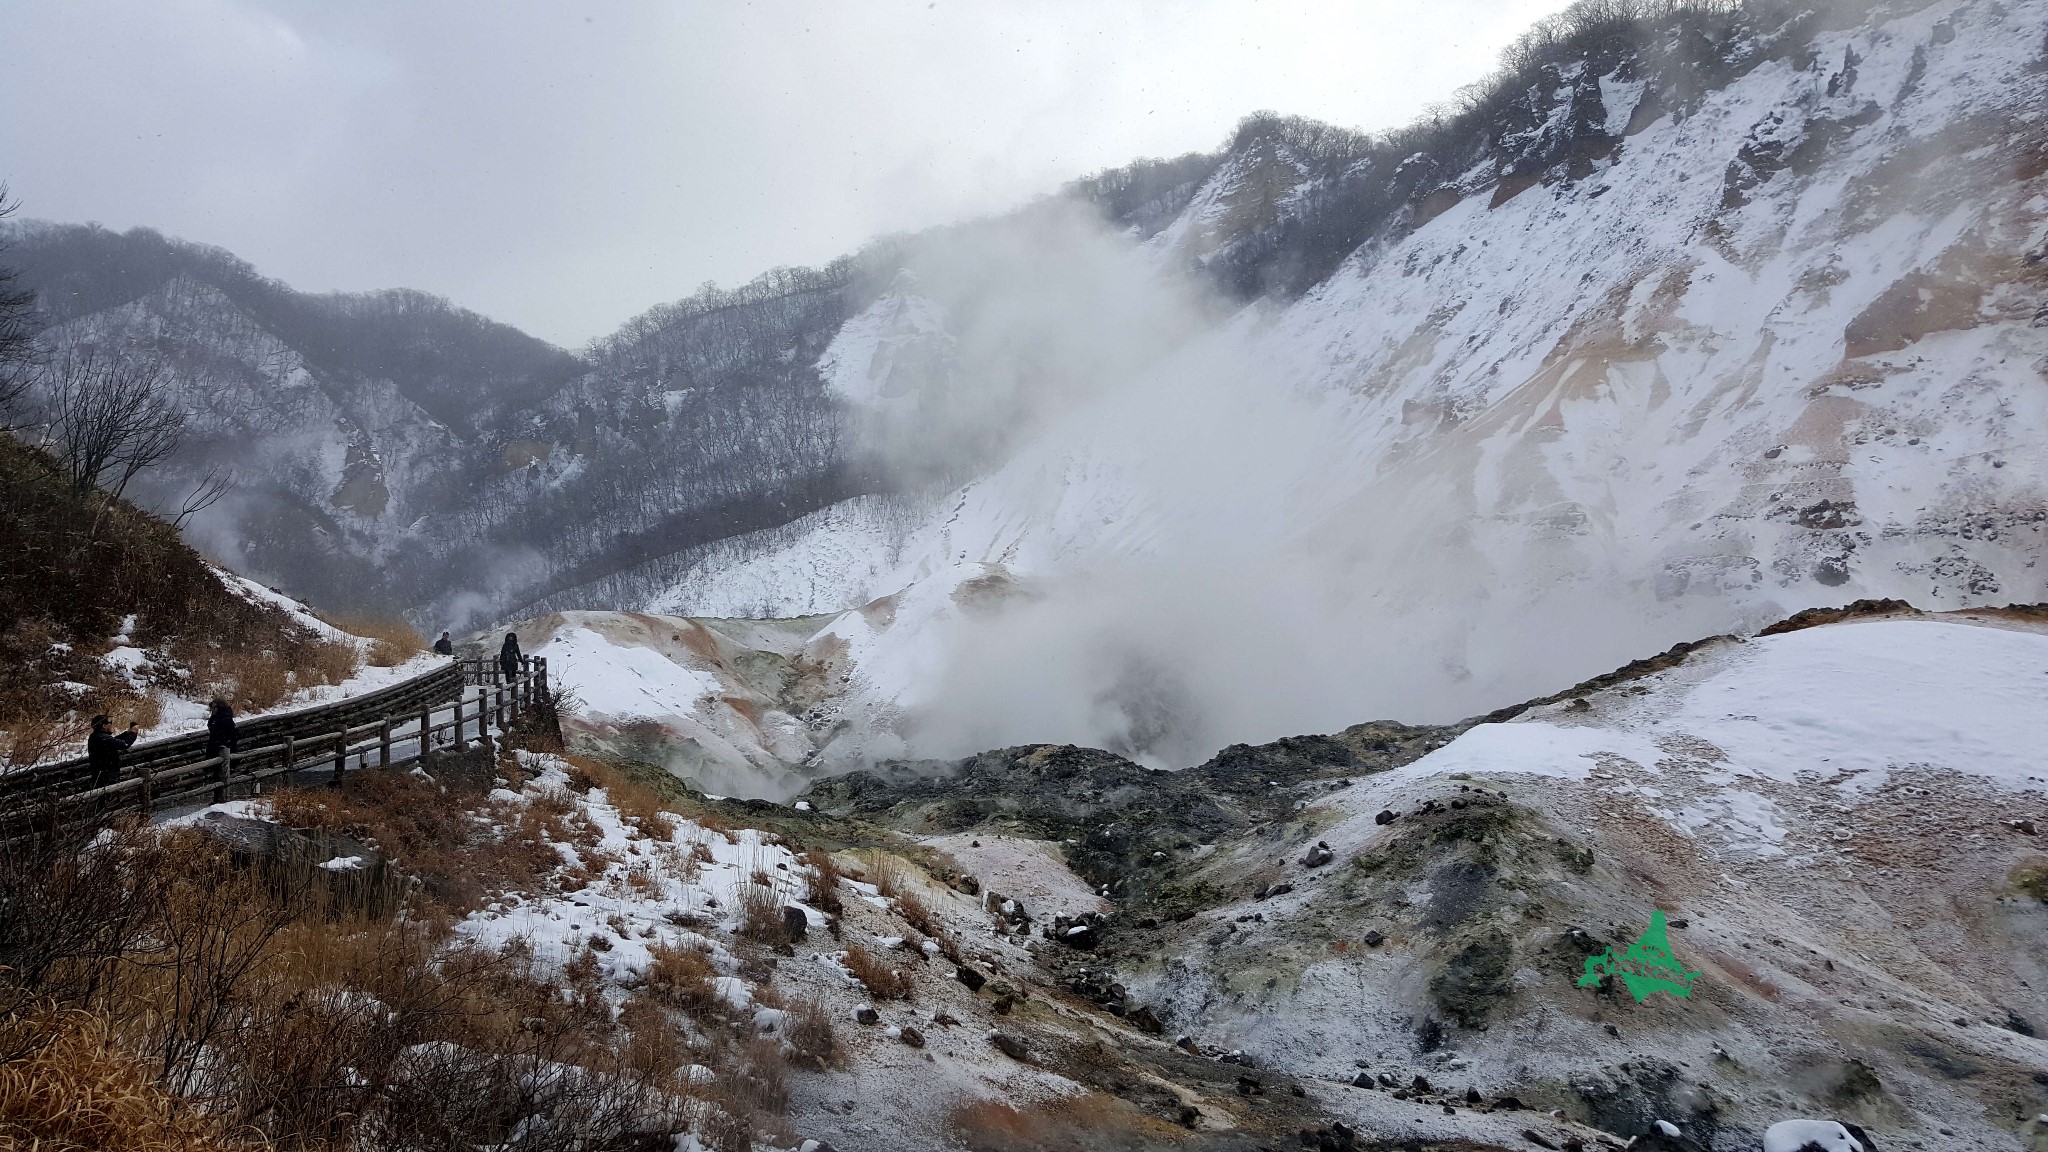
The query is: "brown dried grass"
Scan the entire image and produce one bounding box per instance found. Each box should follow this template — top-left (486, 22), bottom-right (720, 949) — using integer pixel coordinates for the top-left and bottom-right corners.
top-left (892, 888), bottom-right (937, 938)
top-left (267, 768), bottom-right (569, 915)
top-left (186, 636), bottom-right (358, 714)
top-left (860, 849), bottom-right (905, 899)
top-left (0, 1009), bottom-right (264, 1152)
top-left (783, 994), bottom-right (837, 1070)
top-left (948, 1093), bottom-right (1183, 1152)
top-left (803, 848), bottom-right (844, 917)
top-left (302, 638), bottom-right (359, 686)
top-left (840, 944), bottom-right (911, 1001)
top-left (642, 942), bottom-right (718, 1014)
top-left (562, 754), bottom-right (675, 834)
top-left (736, 882), bottom-right (786, 945)
top-left (326, 614), bottom-right (425, 668)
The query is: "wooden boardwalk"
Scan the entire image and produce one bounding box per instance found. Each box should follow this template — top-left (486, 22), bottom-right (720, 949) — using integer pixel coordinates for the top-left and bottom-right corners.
top-left (0, 655), bottom-right (548, 824)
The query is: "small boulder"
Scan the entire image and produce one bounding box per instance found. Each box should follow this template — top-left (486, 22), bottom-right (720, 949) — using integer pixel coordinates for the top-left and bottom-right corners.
top-left (782, 905), bottom-right (809, 942)
top-left (1267, 881), bottom-right (1294, 898)
top-left (955, 873), bottom-right (981, 895)
top-left (955, 966), bottom-right (986, 992)
top-left (1410, 1074), bottom-right (1431, 1094)
top-left (1375, 809), bottom-right (1397, 826)
top-left (1128, 1006), bottom-right (1164, 1034)
top-left (1362, 930), bottom-right (1385, 947)
top-left (1350, 1072), bottom-right (1375, 1089)
top-left (853, 1006), bottom-right (879, 1025)
top-left (990, 1031), bottom-right (1029, 1061)
top-left (1301, 842), bottom-right (1335, 868)
top-left (898, 1025), bottom-right (926, 1049)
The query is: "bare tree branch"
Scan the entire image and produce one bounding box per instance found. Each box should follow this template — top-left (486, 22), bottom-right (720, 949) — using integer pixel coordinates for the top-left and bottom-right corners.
top-left (0, 185), bottom-right (42, 420)
top-left (42, 340), bottom-right (185, 501)
top-left (169, 465), bottom-right (236, 531)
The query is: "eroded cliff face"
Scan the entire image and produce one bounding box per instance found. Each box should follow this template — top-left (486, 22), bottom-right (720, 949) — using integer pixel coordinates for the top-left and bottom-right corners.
top-left (645, 0), bottom-right (2048, 771)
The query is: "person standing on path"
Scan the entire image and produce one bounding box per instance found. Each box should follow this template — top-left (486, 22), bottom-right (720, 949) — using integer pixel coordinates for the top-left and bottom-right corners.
top-left (434, 631), bottom-right (454, 656)
top-left (498, 632), bottom-right (522, 682)
top-left (87, 714), bottom-right (138, 788)
top-left (205, 699), bottom-right (239, 759)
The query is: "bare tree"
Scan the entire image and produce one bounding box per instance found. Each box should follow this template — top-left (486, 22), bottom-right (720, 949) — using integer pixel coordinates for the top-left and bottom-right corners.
top-left (169, 465), bottom-right (236, 531)
top-left (43, 341), bottom-right (184, 502)
top-left (0, 185), bottom-right (40, 418)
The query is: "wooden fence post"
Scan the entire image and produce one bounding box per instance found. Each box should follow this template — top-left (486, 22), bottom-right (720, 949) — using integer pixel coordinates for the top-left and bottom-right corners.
top-left (333, 732), bottom-right (347, 787)
top-left (273, 737), bottom-right (295, 797)
top-left (213, 751), bottom-right (230, 804)
top-left (138, 769), bottom-right (152, 814)
top-left (380, 718), bottom-right (393, 768)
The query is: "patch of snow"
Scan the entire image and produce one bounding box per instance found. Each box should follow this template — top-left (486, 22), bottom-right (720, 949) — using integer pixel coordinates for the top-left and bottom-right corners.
top-left (1763, 1119), bottom-right (1866, 1152)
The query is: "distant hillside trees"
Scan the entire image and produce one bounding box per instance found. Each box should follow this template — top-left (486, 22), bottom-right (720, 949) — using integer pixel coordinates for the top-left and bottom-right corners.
top-left (0, 188), bottom-right (37, 415)
top-left (41, 341), bottom-right (182, 503)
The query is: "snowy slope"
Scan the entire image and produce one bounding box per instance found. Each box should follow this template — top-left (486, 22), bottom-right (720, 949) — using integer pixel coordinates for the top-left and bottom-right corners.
top-left (685, 0), bottom-right (2048, 773)
top-left (516, 611), bottom-right (831, 799)
top-left (1133, 611), bottom-right (2048, 1150)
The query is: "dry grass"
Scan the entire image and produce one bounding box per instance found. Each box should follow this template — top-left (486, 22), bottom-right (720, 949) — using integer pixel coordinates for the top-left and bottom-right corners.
top-left (892, 888), bottom-right (937, 938)
top-left (267, 767), bottom-right (573, 914)
top-left (302, 637), bottom-right (360, 686)
top-left (860, 849), bottom-right (907, 899)
top-left (841, 944), bottom-right (911, 1001)
top-left (0, 739), bottom-right (798, 1152)
top-left (0, 1010), bottom-right (265, 1152)
top-left (559, 753), bottom-right (675, 834)
top-left (948, 1093), bottom-right (1186, 1152)
top-left (192, 648), bottom-right (292, 712)
top-left (183, 635), bottom-right (359, 715)
top-left (642, 942), bottom-right (718, 1014)
top-left (783, 995), bottom-right (837, 1070)
top-left (327, 614), bottom-right (425, 668)
top-left (803, 848), bottom-right (845, 917)
top-left (736, 882), bottom-right (787, 945)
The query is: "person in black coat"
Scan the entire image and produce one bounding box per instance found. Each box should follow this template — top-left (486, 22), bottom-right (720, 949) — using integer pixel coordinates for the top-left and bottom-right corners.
top-left (206, 698), bottom-right (239, 759)
top-left (86, 714), bottom-right (138, 787)
top-left (498, 632), bottom-right (523, 681)
top-left (433, 631), bottom-right (454, 656)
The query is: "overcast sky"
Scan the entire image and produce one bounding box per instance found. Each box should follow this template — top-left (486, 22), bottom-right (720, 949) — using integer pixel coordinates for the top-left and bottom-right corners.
top-left (3, 0), bottom-right (1566, 347)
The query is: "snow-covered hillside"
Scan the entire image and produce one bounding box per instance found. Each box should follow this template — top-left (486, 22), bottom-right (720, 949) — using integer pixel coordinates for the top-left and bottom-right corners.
top-left (805, 607), bottom-right (2048, 1150)
top-left (638, 0), bottom-right (2048, 781)
top-left (1132, 609), bottom-right (2048, 1151)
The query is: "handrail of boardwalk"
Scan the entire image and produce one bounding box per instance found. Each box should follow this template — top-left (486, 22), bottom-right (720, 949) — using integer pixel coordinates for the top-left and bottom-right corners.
top-left (0, 655), bottom-right (548, 825)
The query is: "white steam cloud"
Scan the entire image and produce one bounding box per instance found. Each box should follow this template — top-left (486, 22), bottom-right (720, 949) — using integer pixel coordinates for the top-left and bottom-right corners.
top-left (832, 205), bottom-right (1734, 768)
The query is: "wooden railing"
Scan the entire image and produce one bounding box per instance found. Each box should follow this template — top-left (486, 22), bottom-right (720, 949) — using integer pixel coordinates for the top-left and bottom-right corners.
top-left (0, 655), bottom-right (548, 826)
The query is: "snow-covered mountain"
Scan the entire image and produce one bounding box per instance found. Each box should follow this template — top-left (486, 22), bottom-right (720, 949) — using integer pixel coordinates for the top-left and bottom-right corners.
top-left (573, 0), bottom-right (2048, 790)
top-left (8, 0), bottom-right (2043, 798)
